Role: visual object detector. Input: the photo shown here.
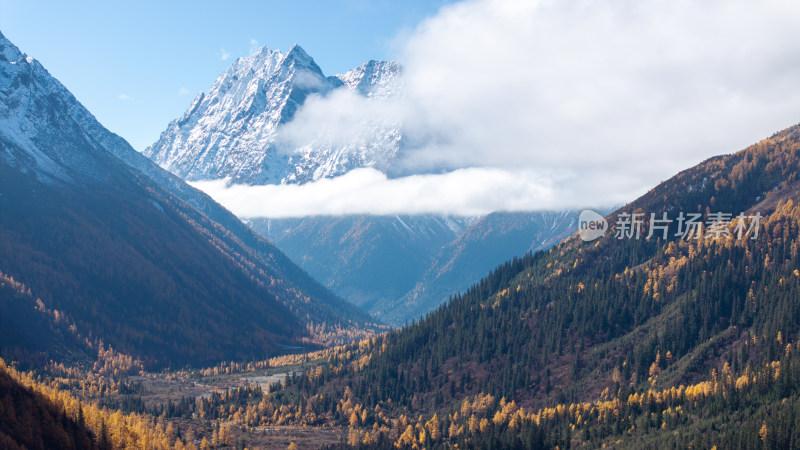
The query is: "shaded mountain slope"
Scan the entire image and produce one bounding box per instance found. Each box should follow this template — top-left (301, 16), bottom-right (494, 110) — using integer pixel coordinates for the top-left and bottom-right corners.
top-left (384, 210), bottom-right (580, 324)
top-left (0, 159), bottom-right (300, 367)
top-left (251, 215), bottom-right (473, 313)
top-left (0, 31), bottom-right (374, 369)
top-left (253, 212), bottom-right (579, 325)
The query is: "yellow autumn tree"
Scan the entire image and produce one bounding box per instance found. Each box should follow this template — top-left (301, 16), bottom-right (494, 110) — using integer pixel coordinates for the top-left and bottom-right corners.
top-left (397, 425), bottom-right (415, 447)
top-left (479, 418), bottom-right (490, 433)
top-left (348, 427), bottom-right (361, 446)
top-left (468, 414), bottom-right (479, 434)
top-left (448, 421), bottom-right (459, 438)
top-left (425, 413), bottom-right (441, 440)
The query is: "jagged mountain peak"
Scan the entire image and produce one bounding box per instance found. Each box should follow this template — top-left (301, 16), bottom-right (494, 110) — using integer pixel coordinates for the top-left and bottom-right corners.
top-left (0, 34), bottom-right (128, 185)
top-left (336, 60), bottom-right (402, 98)
top-left (252, 44), bottom-right (279, 57)
top-left (144, 44), bottom-right (403, 185)
top-left (284, 44), bottom-right (315, 66)
top-left (202, 44), bottom-right (324, 103)
top-left (231, 45), bottom-right (283, 70)
top-left (233, 44), bottom-right (318, 73)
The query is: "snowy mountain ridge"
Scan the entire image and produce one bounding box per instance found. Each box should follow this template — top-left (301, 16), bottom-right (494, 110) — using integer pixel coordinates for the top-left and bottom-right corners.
top-left (0, 31), bottom-right (129, 185)
top-left (144, 45), bottom-right (403, 185)
top-left (0, 31), bottom-right (238, 217)
top-left (337, 60), bottom-right (402, 99)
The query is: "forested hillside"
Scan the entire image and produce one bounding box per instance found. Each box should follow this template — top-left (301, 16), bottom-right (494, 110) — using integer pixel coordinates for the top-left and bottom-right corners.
top-left (0, 361), bottom-right (96, 449)
top-left (0, 358), bottom-right (182, 449)
top-left (195, 124), bottom-right (800, 447)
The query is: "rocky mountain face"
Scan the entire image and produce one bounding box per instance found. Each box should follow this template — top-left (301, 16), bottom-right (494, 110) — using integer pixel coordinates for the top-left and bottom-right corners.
top-left (0, 31), bottom-right (374, 368)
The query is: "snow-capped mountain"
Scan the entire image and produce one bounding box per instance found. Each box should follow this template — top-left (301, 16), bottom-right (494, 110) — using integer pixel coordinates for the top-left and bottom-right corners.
top-left (144, 46), bottom-right (403, 184)
top-left (0, 30), bottom-right (227, 215)
top-left (143, 44), bottom-right (586, 324)
top-left (0, 32), bottom-right (128, 185)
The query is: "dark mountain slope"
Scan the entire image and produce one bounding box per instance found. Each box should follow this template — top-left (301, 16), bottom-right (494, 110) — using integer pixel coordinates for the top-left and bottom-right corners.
top-left (0, 267), bottom-right (95, 369)
top-left (0, 31), bottom-right (374, 368)
top-left (94, 103), bottom-right (370, 335)
top-left (0, 132), bottom-right (301, 368)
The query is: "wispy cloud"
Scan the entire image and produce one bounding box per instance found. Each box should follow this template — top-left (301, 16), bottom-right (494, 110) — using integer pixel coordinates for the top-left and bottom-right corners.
top-left (249, 39), bottom-right (260, 54)
top-left (116, 93), bottom-right (132, 101)
top-left (277, 88), bottom-right (404, 151)
top-left (220, 48), bottom-right (230, 61)
top-left (178, 87), bottom-right (190, 96)
top-left (189, 167), bottom-right (628, 218)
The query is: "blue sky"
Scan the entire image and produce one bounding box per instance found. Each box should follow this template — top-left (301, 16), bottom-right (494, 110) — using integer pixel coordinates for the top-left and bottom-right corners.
top-left (0, 0), bottom-right (455, 150)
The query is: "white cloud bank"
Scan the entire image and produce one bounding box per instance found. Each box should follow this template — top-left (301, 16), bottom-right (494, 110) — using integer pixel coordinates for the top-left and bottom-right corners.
top-left (395, 0), bottom-right (800, 174)
top-left (198, 0), bottom-right (800, 217)
top-left (191, 167), bottom-right (631, 218)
